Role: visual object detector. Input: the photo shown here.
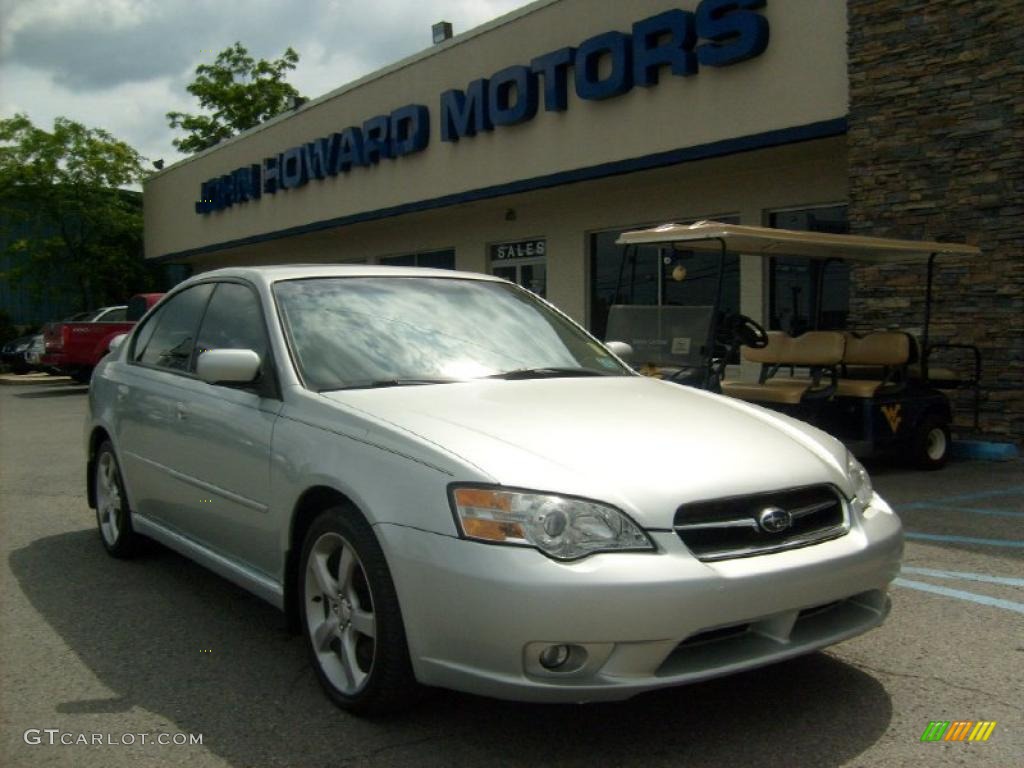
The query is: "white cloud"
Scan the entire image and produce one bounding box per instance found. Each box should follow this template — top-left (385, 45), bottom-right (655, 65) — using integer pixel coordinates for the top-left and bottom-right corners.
top-left (0, 0), bottom-right (534, 162)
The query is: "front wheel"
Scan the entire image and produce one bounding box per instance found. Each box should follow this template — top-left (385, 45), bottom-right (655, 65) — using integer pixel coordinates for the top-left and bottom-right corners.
top-left (911, 415), bottom-right (950, 471)
top-left (94, 441), bottom-right (141, 557)
top-left (299, 507), bottom-right (418, 715)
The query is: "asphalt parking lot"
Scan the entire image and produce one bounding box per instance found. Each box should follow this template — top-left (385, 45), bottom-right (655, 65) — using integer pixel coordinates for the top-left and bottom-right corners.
top-left (1, 380), bottom-right (1021, 768)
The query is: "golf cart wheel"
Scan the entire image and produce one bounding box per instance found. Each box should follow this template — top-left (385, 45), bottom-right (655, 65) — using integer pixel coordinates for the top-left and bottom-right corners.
top-left (911, 415), bottom-right (950, 471)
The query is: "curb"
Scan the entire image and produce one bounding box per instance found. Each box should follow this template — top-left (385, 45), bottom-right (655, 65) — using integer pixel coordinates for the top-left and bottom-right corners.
top-left (952, 440), bottom-right (1020, 461)
top-left (0, 373), bottom-right (74, 386)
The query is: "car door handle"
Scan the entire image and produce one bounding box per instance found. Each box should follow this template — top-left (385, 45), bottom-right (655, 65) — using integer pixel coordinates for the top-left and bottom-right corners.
top-left (175, 403), bottom-right (188, 421)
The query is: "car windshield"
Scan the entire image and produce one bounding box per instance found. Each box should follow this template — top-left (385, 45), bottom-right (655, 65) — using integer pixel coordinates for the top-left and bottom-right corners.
top-left (274, 276), bottom-right (631, 391)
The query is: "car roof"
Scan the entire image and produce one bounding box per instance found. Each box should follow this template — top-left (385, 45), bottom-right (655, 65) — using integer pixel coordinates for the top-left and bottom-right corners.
top-left (190, 264), bottom-right (505, 286)
top-left (616, 221), bottom-right (981, 263)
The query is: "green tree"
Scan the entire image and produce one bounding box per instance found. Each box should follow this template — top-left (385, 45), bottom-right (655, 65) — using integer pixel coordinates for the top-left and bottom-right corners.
top-left (0, 114), bottom-right (153, 310)
top-left (167, 42), bottom-right (303, 154)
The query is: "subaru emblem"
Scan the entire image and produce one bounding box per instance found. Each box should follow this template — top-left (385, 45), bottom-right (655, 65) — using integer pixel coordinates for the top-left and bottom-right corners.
top-left (758, 506), bottom-right (792, 534)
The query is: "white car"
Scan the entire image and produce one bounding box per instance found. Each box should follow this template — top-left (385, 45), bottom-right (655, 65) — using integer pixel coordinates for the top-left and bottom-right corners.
top-left (86, 266), bottom-right (903, 714)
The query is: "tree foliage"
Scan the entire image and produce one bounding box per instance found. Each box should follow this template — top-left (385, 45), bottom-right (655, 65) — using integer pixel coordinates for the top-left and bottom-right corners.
top-left (0, 114), bottom-right (153, 310)
top-left (167, 42), bottom-right (303, 154)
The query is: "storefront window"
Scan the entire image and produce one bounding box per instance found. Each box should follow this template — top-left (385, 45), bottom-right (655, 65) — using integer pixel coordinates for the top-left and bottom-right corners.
top-left (380, 249), bottom-right (455, 269)
top-left (767, 206), bottom-right (849, 333)
top-left (589, 218), bottom-right (739, 340)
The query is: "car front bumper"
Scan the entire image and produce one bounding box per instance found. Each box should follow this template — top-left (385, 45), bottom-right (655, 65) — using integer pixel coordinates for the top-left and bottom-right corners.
top-left (375, 494), bottom-right (902, 703)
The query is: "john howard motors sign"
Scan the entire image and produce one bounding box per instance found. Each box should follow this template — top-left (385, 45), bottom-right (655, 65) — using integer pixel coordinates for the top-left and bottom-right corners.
top-left (195, 0), bottom-right (770, 215)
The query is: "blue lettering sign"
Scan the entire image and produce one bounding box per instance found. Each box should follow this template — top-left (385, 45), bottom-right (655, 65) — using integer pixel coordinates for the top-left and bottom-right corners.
top-left (280, 146), bottom-right (308, 189)
top-left (263, 155), bottom-right (280, 194)
top-left (633, 9), bottom-right (697, 86)
top-left (696, 0), bottom-right (770, 67)
top-left (575, 31), bottom-right (633, 101)
top-left (304, 136), bottom-right (337, 180)
top-left (489, 66), bottom-right (539, 126)
top-left (440, 79), bottom-right (493, 142)
top-left (390, 104), bottom-right (430, 157)
top-left (233, 165), bottom-right (261, 201)
top-left (335, 128), bottom-right (366, 173)
top-left (363, 115), bottom-right (392, 164)
top-left (196, 4), bottom-right (772, 214)
top-left (530, 47), bottom-right (576, 112)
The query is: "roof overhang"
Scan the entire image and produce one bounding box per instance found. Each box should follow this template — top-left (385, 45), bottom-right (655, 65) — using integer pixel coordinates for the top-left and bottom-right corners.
top-left (616, 221), bottom-right (980, 263)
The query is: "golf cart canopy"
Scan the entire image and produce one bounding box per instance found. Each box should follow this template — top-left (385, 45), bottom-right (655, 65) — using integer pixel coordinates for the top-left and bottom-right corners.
top-left (616, 221), bottom-right (980, 263)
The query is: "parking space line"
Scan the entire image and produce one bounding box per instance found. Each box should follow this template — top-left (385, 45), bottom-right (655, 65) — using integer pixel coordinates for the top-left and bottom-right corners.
top-left (901, 566), bottom-right (1024, 588)
top-left (904, 532), bottom-right (1024, 549)
top-left (941, 485), bottom-right (1024, 502)
top-left (894, 578), bottom-right (1024, 615)
top-left (898, 503), bottom-right (1024, 518)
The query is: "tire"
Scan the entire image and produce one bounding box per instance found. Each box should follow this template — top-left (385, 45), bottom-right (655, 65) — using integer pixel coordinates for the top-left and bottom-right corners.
top-left (911, 415), bottom-right (951, 471)
top-left (94, 441), bottom-right (141, 557)
top-left (71, 366), bottom-right (93, 384)
top-left (298, 506), bottom-right (419, 715)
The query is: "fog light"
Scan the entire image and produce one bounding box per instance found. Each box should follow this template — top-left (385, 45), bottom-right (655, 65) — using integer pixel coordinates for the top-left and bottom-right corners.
top-left (538, 644), bottom-right (571, 670)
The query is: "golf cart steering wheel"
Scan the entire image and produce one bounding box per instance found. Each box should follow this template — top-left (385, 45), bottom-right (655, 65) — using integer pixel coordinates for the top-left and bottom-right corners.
top-left (723, 313), bottom-right (769, 349)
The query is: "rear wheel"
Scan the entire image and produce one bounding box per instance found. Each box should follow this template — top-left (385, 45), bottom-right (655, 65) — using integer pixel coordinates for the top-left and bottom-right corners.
top-left (911, 415), bottom-right (950, 470)
top-left (298, 507), bottom-right (418, 715)
top-left (70, 366), bottom-right (93, 384)
top-left (95, 441), bottom-right (141, 557)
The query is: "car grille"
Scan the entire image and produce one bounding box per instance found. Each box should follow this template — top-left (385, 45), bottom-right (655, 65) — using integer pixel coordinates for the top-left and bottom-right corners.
top-left (673, 484), bottom-right (848, 562)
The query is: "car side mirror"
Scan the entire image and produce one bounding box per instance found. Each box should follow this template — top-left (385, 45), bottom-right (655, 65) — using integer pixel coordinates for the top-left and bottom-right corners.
top-left (605, 341), bottom-right (634, 362)
top-left (108, 333), bottom-right (127, 353)
top-left (196, 349), bottom-right (261, 385)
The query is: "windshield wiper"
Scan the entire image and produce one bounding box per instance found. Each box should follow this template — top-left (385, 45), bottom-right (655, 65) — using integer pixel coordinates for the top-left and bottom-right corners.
top-left (486, 367), bottom-right (611, 380)
top-left (323, 378), bottom-right (459, 392)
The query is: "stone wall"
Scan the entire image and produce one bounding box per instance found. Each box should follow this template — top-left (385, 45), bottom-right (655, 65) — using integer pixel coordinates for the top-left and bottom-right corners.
top-left (846, 0), bottom-right (1024, 442)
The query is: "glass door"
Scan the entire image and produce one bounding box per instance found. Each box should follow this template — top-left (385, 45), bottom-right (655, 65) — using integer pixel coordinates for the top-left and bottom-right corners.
top-left (490, 239), bottom-right (547, 298)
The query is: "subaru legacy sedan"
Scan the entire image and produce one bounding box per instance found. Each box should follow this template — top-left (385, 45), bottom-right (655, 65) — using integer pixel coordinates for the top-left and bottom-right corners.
top-left (86, 266), bottom-right (902, 715)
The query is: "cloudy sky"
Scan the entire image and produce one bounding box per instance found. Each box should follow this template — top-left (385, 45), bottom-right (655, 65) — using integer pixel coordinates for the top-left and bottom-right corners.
top-left (1, 0), bottom-right (532, 166)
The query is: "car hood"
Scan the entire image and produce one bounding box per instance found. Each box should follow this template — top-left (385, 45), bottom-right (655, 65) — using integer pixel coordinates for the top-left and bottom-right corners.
top-left (323, 377), bottom-right (852, 529)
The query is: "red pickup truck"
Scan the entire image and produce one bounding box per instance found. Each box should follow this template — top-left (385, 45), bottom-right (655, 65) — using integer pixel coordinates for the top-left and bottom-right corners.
top-left (43, 293), bottom-right (163, 383)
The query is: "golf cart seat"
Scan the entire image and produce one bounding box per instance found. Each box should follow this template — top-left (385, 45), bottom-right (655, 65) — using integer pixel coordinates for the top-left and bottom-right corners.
top-left (722, 331), bottom-right (845, 404)
top-left (834, 332), bottom-right (910, 398)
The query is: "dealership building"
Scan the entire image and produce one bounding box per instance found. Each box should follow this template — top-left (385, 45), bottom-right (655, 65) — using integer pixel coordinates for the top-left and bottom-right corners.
top-left (145, 0), bottom-right (1023, 443)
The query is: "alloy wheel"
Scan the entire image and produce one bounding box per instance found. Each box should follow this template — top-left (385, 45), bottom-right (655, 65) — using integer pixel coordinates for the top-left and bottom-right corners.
top-left (96, 451), bottom-right (123, 546)
top-left (304, 532), bottom-right (377, 695)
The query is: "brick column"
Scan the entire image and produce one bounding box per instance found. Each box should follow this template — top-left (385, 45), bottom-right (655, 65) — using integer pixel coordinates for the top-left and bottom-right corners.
top-left (846, 0), bottom-right (1024, 442)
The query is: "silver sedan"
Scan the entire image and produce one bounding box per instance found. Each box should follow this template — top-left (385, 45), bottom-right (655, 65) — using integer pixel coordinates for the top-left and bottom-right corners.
top-left (86, 266), bottom-right (903, 715)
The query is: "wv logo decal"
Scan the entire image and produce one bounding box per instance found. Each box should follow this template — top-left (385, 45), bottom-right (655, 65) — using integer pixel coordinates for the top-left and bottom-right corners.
top-left (881, 404), bottom-right (903, 433)
top-left (920, 721), bottom-right (997, 742)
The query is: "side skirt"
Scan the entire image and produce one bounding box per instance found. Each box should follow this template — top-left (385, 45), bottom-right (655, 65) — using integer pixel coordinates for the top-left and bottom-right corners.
top-left (133, 514), bottom-right (285, 610)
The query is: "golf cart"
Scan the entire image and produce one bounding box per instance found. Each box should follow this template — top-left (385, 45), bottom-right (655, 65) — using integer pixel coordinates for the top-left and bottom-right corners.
top-left (605, 221), bottom-right (982, 469)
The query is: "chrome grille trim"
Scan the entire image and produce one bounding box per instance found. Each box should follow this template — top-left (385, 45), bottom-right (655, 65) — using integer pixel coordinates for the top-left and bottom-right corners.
top-left (673, 499), bottom-right (837, 533)
top-left (692, 524), bottom-right (849, 562)
top-left (673, 485), bottom-right (850, 562)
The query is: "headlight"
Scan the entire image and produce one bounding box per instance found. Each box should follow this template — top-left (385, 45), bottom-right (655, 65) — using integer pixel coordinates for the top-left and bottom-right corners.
top-left (846, 452), bottom-right (873, 514)
top-left (450, 486), bottom-right (654, 560)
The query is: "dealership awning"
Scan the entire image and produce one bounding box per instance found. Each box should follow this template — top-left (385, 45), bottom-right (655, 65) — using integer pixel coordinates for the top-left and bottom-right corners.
top-left (616, 221), bottom-right (981, 263)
